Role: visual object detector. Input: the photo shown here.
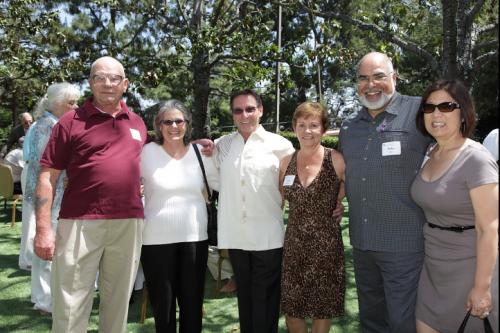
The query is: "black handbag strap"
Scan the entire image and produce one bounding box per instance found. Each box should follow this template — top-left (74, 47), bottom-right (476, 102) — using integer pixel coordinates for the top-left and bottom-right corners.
top-left (192, 144), bottom-right (213, 202)
top-left (457, 309), bottom-right (493, 333)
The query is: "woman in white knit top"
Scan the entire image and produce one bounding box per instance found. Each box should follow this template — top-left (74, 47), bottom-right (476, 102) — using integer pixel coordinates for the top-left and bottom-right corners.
top-left (140, 100), bottom-right (218, 333)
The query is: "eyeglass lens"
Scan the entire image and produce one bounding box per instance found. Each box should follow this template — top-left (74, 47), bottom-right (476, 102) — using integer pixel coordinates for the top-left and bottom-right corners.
top-left (161, 119), bottom-right (185, 126)
top-left (92, 74), bottom-right (123, 85)
top-left (422, 102), bottom-right (460, 113)
top-left (232, 106), bottom-right (257, 115)
top-left (357, 72), bottom-right (392, 84)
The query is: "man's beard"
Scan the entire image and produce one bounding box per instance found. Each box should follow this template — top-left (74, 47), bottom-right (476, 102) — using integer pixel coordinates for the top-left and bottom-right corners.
top-left (358, 91), bottom-right (394, 110)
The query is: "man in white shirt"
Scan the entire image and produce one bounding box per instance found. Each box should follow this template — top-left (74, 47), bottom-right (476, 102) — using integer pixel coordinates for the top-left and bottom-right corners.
top-left (215, 89), bottom-right (294, 333)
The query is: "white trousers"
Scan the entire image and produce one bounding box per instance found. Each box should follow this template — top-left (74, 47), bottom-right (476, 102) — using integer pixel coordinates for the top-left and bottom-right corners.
top-left (19, 201), bottom-right (35, 271)
top-left (31, 218), bottom-right (57, 312)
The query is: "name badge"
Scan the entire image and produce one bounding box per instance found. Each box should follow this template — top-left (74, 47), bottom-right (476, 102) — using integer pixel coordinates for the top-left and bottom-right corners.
top-left (130, 128), bottom-right (142, 141)
top-left (382, 141), bottom-right (401, 156)
top-left (283, 175), bottom-right (295, 186)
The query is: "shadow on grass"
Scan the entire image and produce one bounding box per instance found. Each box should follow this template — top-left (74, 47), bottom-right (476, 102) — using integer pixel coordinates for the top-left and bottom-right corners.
top-left (0, 199), bottom-right (359, 332)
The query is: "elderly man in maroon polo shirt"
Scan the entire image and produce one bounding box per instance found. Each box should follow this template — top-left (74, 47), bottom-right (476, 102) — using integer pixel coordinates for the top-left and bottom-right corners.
top-left (34, 56), bottom-right (147, 333)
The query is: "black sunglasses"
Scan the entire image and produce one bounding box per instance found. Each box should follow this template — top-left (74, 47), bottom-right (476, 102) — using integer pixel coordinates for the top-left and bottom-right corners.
top-left (422, 102), bottom-right (460, 114)
top-left (160, 119), bottom-right (186, 126)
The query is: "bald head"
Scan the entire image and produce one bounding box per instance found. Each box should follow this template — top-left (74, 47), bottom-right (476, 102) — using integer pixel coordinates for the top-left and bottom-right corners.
top-left (88, 56), bottom-right (129, 114)
top-left (19, 112), bottom-right (33, 129)
top-left (355, 52), bottom-right (397, 114)
top-left (356, 52), bottom-right (394, 76)
top-left (90, 56), bottom-right (125, 78)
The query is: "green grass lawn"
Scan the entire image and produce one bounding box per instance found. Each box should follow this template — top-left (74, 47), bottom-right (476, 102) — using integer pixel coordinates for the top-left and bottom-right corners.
top-left (0, 201), bottom-right (359, 332)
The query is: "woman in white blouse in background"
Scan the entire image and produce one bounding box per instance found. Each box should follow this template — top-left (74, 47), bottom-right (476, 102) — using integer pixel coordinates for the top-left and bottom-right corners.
top-left (140, 99), bottom-right (218, 333)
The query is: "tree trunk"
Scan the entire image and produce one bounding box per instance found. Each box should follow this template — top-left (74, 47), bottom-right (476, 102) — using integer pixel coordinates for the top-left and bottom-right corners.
top-left (190, 52), bottom-right (211, 139)
top-left (189, 0), bottom-right (210, 139)
top-left (441, 0), bottom-right (459, 79)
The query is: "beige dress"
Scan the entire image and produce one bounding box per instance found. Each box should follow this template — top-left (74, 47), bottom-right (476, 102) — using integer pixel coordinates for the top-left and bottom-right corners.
top-left (411, 141), bottom-right (499, 332)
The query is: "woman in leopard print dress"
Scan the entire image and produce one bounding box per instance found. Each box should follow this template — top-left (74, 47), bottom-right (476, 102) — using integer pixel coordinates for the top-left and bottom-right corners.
top-left (279, 102), bottom-right (346, 333)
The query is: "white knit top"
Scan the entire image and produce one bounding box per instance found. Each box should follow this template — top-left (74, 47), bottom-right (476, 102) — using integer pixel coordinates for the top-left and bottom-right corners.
top-left (140, 142), bottom-right (219, 245)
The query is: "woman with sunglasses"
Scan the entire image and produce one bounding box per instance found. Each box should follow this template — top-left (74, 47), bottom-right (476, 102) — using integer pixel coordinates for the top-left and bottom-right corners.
top-left (411, 79), bottom-right (498, 332)
top-left (139, 100), bottom-right (218, 333)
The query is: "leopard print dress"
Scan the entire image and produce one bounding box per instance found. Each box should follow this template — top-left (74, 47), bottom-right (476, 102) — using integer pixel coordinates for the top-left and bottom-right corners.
top-left (281, 148), bottom-right (345, 319)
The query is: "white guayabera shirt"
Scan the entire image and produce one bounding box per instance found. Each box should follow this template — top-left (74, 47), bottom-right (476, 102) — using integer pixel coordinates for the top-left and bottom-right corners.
top-left (215, 125), bottom-right (294, 251)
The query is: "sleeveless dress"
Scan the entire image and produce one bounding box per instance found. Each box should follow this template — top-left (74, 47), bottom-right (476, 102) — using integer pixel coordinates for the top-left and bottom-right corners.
top-left (281, 148), bottom-right (345, 318)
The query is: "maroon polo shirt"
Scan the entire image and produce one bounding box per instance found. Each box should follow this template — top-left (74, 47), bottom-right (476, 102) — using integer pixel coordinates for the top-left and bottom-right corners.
top-left (40, 98), bottom-right (147, 219)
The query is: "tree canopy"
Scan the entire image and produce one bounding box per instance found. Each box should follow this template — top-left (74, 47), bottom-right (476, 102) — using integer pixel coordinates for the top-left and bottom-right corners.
top-left (1, 0), bottom-right (498, 141)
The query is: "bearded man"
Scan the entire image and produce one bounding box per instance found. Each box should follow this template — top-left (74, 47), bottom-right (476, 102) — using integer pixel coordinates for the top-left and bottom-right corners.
top-left (339, 52), bottom-right (432, 333)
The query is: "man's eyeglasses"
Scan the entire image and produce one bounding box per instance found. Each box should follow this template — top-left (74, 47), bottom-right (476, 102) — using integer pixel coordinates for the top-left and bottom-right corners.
top-left (92, 74), bottom-right (124, 86)
top-left (160, 119), bottom-right (186, 126)
top-left (232, 106), bottom-right (258, 115)
top-left (357, 72), bottom-right (393, 84)
top-left (421, 102), bottom-right (460, 114)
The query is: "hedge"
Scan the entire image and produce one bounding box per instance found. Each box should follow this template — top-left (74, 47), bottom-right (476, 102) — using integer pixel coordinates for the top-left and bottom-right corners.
top-left (148, 130), bottom-right (339, 150)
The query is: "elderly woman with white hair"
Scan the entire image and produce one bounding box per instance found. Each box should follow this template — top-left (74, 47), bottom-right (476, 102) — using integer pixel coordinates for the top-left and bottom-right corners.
top-left (21, 82), bottom-right (80, 315)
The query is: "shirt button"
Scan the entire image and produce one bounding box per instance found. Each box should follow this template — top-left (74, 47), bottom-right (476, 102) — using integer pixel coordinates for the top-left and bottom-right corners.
top-left (363, 218), bottom-right (368, 222)
top-left (363, 157), bottom-right (367, 160)
top-left (362, 198), bottom-right (366, 201)
top-left (368, 138), bottom-right (372, 141)
top-left (362, 177), bottom-right (366, 181)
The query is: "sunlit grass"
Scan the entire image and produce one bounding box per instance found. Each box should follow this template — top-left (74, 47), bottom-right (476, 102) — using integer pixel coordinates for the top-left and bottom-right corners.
top-left (0, 200), bottom-right (359, 332)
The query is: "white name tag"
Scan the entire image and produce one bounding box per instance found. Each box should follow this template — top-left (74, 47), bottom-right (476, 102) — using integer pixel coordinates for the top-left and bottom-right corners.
top-left (130, 128), bottom-right (142, 141)
top-left (283, 175), bottom-right (295, 186)
top-left (382, 141), bottom-right (401, 156)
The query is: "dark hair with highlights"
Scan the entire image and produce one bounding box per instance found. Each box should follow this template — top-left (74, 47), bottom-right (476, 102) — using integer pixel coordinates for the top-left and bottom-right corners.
top-left (416, 79), bottom-right (476, 138)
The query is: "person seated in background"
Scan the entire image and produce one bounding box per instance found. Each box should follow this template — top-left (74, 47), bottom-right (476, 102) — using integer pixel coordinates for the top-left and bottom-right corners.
top-left (0, 112), bottom-right (33, 159)
top-left (2, 137), bottom-right (25, 194)
top-left (207, 246), bottom-right (237, 293)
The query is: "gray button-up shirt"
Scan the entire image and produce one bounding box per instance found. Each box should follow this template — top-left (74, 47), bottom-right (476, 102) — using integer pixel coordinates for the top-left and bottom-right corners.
top-left (339, 92), bottom-right (432, 252)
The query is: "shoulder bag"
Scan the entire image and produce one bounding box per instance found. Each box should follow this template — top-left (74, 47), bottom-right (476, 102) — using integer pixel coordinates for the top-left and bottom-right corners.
top-left (192, 144), bottom-right (218, 246)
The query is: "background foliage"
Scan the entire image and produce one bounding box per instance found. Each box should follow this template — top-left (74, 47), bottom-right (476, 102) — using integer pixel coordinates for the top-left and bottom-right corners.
top-left (1, 0), bottom-right (498, 142)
